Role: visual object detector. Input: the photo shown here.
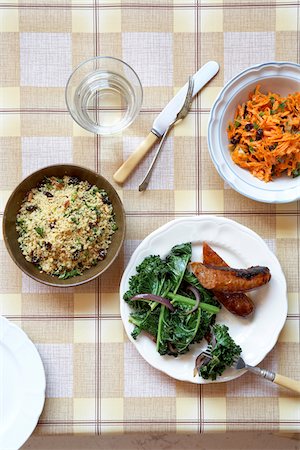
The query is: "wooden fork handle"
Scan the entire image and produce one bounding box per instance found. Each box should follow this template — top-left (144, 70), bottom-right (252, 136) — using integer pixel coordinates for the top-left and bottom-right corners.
top-left (274, 374), bottom-right (300, 394)
top-left (113, 132), bottom-right (159, 184)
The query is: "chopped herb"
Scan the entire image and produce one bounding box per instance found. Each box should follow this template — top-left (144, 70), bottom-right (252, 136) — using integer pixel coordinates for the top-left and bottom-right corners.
top-left (58, 269), bottom-right (82, 279)
top-left (292, 168), bottom-right (300, 178)
top-left (270, 96), bottom-right (275, 105)
top-left (234, 120), bottom-right (241, 128)
top-left (253, 122), bottom-right (259, 130)
top-left (90, 186), bottom-right (99, 194)
top-left (90, 206), bottom-right (101, 217)
top-left (292, 169), bottom-right (300, 177)
top-left (278, 102), bottom-right (286, 110)
top-left (249, 146), bottom-right (255, 154)
top-left (259, 111), bottom-right (265, 117)
top-left (71, 216), bottom-right (79, 225)
top-left (35, 227), bottom-right (45, 238)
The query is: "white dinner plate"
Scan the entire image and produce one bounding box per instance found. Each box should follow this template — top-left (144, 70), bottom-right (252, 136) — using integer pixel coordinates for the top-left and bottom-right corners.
top-left (120, 216), bottom-right (288, 384)
top-left (0, 316), bottom-right (46, 450)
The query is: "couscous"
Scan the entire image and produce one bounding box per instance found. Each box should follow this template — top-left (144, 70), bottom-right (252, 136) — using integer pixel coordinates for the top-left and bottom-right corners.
top-left (16, 175), bottom-right (117, 279)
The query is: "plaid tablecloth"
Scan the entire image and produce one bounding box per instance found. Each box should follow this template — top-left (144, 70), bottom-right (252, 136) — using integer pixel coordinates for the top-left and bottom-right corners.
top-left (0, 0), bottom-right (299, 436)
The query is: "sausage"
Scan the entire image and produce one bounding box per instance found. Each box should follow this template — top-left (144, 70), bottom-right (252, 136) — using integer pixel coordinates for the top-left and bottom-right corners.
top-left (203, 242), bottom-right (229, 268)
top-left (190, 262), bottom-right (271, 293)
top-left (212, 291), bottom-right (254, 317)
top-left (203, 242), bottom-right (254, 317)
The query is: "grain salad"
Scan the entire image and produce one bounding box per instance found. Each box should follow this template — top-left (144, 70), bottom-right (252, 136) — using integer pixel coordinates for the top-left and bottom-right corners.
top-left (16, 175), bottom-right (117, 279)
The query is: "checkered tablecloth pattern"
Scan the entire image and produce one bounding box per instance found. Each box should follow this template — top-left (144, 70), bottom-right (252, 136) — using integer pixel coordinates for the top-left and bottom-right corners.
top-left (0, 0), bottom-right (300, 436)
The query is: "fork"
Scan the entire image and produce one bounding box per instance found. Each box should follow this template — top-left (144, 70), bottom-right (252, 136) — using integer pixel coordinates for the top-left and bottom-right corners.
top-left (138, 75), bottom-right (195, 192)
top-left (200, 345), bottom-right (300, 393)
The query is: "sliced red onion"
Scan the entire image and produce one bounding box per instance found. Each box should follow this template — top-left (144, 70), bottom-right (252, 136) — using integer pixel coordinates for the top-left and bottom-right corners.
top-left (142, 330), bottom-right (157, 343)
top-left (167, 341), bottom-right (178, 354)
top-left (184, 285), bottom-right (201, 314)
top-left (193, 352), bottom-right (211, 377)
top-left (130, 293), bottom-right (175, 312)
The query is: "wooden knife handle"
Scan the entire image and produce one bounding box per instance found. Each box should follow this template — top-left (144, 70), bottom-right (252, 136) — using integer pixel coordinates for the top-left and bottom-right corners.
top-left (274, 374), bottom-right (300, 394)
top-left (113, 132), bottom-right (159, 184)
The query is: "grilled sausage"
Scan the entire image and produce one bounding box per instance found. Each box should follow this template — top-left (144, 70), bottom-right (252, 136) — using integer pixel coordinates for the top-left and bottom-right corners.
top-left (190, 261), bottom-right (271, 293)
top-left (203, 242), bottom-right (229, 268)
top-left (203, 242), bottom-right (254, 317)
top-left (211, 291), bottom-right (254, 317)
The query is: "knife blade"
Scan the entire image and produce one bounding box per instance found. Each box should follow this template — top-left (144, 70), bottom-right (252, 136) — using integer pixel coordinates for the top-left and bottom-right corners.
top-left (113, 61), bottom-right (219, 184)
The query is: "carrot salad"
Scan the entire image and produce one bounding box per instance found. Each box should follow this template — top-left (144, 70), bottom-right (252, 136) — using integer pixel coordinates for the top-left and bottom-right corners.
top-left (227, 85), bottom-right (300, 182)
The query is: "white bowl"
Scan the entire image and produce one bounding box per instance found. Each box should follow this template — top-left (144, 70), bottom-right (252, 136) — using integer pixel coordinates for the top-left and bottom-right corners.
top-left (208, 61), bottom-right (300, 203)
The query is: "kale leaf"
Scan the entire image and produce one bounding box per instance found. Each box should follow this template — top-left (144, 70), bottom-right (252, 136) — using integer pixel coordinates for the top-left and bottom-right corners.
top-left (165, 243), bottom-right (192, 293)
top-left (129, 308), bottom-right (160, 340)
top-left (157, 306), bottom-right (202, 355)
top-left (123, 255), bottom-right (168, 304)
top-left (156, 243), bottom-right (192, 353)
top-left (199, 324), bottom-right (242, 381)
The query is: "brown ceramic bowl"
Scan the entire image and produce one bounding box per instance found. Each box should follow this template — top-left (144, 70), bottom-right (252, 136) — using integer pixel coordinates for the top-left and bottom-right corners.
top-left (3, 164), bottom-right (126, 287)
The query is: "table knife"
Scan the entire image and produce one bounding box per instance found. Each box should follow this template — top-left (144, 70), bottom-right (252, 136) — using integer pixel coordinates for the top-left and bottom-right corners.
top-left (113, 60), bottom-right (219, 184)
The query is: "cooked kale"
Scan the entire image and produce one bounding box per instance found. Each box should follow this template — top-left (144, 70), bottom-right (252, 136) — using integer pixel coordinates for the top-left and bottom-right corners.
top-left (123, 255), bottom-right (168, 305)
top-left (129, 308), bottom-right (160, 340)
top-left (199, 324), bottom-right (242, 381)
top-left (124, 242), bottom-right (217, 356)
top-left (123, 242), bottom-right (240, 380)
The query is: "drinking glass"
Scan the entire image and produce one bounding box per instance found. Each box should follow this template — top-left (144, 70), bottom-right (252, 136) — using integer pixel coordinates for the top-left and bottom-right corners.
top-left (65, 56), bottom-right (143, 135)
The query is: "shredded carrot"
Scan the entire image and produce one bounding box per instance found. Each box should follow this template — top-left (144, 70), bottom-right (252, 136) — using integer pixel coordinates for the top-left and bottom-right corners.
top-left (227, 85), bottom-right (300, 182)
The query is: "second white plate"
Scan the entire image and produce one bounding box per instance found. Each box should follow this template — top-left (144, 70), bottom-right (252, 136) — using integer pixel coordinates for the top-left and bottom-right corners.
top-left (120, 216), bottom-right (287, 384)
top-left (0, 316), bottom-right (46, 450)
